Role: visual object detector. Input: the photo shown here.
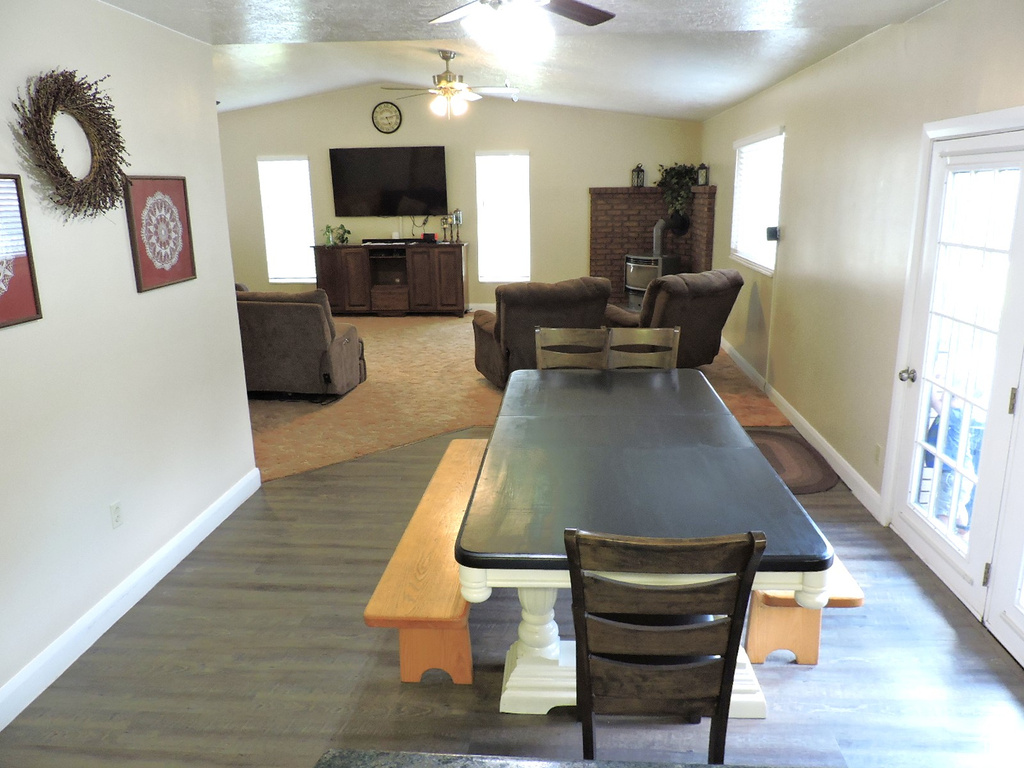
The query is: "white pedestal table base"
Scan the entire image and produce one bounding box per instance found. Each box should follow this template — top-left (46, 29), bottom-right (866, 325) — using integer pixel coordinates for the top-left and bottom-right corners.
top-left (498, 639), bottom-right (765, 718)
top-left (460, 566), bottom-right (823, 719)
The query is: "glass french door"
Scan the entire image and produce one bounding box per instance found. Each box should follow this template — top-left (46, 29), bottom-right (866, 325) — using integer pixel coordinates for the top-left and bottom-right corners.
top-left (987, 409), bottom-right (1024, 663)
top-left (891, 130), bottom-right (1024, 625)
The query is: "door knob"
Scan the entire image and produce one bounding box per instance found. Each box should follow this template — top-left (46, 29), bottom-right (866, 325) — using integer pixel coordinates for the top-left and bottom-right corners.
top-left (898, 367), bottom-right (917, 383)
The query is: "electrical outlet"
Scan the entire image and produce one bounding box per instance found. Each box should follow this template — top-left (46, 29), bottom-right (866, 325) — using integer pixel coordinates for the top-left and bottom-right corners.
top-left (110, 502), bottom-right (123, 529)
top-left (874, 443), bottom-right (884, 465)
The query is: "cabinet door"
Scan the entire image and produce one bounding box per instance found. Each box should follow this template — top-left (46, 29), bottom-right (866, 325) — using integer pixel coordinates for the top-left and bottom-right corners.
top-left (341, 250), bottom-right (371, 311)
top-left (435, 247), bottom-right (465, 312)
top-left (407, 250), bottom-right (437, 310)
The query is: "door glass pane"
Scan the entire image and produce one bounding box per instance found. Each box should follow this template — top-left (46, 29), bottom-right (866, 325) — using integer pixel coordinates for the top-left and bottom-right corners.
top-left (911, 167), bottom-right (1020, 551)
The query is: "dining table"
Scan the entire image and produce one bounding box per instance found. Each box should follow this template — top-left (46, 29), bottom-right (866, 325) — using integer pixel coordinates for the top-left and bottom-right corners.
top-left (455, 368), bottom-right (834, 718)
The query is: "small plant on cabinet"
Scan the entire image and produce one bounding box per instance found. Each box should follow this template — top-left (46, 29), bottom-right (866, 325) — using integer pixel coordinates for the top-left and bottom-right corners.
top-left (322, 223), bottom-right (351, 245)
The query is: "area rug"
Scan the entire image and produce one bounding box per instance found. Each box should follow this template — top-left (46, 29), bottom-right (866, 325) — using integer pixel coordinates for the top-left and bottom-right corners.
top-left (247, 314), bottom-right (790, 482)
top-left (746, 426), bottom-right (839, 495)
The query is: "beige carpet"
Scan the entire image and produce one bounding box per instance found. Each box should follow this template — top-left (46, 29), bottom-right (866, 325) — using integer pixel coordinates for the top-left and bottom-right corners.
top-left (247, 314), bottom-right (788, 482)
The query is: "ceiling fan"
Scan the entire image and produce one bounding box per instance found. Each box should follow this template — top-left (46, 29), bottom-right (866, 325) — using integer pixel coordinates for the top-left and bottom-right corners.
top-left (430, 0), bottom-right (615, 27)
top-left (384, 50), bottom-right (520, 118)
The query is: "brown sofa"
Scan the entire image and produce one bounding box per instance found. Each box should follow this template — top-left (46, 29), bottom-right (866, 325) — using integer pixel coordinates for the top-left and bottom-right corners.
top-left (236, 289), bottom-right (366, 398)
top-left (604, 269), bottom-right (744, 368)
top-left (472, 276), bottom-right (612, 388)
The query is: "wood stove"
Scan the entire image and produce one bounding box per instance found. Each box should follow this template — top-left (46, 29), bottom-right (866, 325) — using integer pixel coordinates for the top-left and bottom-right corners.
top-left (624, 253), bottom-right (681, 310)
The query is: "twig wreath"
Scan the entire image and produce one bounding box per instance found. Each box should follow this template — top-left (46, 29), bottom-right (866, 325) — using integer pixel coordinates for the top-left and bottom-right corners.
top-left (13, 69), bottom-right (129, 219)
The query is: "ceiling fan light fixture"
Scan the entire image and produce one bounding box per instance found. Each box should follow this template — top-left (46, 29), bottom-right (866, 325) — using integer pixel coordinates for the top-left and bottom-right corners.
top-left (462, 1), bottom-right (554, 65)
top-left (430, 94), bottom-right (450, 117)
top-left (450, 94), bottom-right (469, 116)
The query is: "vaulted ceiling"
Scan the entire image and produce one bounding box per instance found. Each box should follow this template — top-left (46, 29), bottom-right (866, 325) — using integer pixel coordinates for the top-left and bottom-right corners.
top-left (101, 0), bottom-right (946, 119)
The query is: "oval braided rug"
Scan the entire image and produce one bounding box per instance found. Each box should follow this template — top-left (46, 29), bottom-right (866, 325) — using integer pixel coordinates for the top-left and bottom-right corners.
top-left (746, 427), bottom-right (840, 495)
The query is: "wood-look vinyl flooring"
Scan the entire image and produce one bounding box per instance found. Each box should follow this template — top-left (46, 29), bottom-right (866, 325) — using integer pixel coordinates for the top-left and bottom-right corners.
top-left (2, 427), bottom-right (1024, 768)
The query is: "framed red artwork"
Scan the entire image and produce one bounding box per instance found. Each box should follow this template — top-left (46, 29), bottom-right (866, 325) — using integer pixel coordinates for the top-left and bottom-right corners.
top-left (124, 176), bottom-right (196, 292)
top-left (0, 174), bottom-right (43, 329)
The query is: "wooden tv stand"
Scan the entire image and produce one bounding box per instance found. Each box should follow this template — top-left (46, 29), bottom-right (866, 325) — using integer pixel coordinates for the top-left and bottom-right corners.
top-left (313, 243), bottom-right (467, 316)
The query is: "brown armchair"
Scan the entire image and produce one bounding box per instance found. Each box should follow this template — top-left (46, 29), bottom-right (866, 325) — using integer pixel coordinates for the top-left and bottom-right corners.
top-left (472, 276), bottom-right (612, 388)
top-left (604, 269), bottom-right (744, 368)
top-left (236, 289), bottom-right (366, 398)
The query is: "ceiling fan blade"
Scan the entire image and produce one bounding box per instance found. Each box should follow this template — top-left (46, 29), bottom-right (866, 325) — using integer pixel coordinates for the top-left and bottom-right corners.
top-left (462, 91), bottom-right (484, 102)
top-left (382, 87), bottom-right (431, 92)
top-left (545, 0), bottom-right (614, 26)
top-left (430, 0), bottom-right (482, 24)
top-left (472, 86), bottom-right (520, 100)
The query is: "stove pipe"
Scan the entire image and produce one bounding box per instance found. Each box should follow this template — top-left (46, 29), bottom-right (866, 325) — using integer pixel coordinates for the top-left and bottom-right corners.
top-left (653, 218), bottom-right (666, 256)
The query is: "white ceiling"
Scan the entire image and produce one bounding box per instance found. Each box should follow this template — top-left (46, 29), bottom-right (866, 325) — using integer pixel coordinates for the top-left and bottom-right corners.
top-left (100, 0), bottom-right (946, 119)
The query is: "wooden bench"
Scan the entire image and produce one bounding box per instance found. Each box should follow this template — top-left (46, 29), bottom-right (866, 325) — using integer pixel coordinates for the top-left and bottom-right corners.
top-left (363, 438), bottom-right (487, 684)
top-left (745, 555), bottom-right (864, 665)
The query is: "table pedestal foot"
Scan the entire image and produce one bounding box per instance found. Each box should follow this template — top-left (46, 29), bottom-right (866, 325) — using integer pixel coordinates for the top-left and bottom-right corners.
top-left (499, 640), bottom-right (577, 714)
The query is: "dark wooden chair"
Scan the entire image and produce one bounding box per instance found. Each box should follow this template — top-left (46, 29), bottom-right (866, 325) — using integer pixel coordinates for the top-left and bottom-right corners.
top-left (563, 528), bottom-right (767, 764)
top-left (607, 326), bottom-right (680, 369)
top-left (535, 327), bottom-right (610, 370)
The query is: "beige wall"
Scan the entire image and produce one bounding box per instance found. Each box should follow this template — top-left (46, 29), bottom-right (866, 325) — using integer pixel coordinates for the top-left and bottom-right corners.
top-left (1, 0), bottom-right (255, 720)
top-left (705, 0), bottom-right (1024, 494)
top-left (218, 85), bottom-right (701, 304)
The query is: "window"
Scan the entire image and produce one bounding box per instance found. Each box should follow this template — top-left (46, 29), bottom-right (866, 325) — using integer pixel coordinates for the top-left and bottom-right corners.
top-left (0, 178), bottom-right (27, 261)
top-left (257, 158), bottom-right (316, 283)
top-left (476, 152), bottom-right (530, 283)
top-left (731, 129), bottom-right (785, 275)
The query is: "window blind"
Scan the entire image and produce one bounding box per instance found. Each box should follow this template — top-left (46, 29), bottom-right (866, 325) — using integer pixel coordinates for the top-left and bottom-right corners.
top-left (0, 177), bottom-right (27, 260)
top-left (731, 130), bottom-right (785, 274)
top-left (476, 152), bottom-right (531, 283)
top-left (257, 158), bottom-right (316, 283)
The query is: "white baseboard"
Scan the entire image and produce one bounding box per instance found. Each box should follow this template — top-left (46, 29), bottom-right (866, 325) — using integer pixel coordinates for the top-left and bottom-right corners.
top-left (0, 468), bottom-right (262, 731)
top-left (720, 341), bottom-right (884, 524)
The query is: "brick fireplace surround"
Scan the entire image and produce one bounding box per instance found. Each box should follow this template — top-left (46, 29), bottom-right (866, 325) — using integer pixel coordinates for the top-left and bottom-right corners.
top-left (590, 185), bottom-right (716, 304)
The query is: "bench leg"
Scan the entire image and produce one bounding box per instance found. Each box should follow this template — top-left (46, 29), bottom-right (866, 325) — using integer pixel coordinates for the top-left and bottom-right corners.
top-left (745, 591), bottom-right (823, 665)
top-left (397, 625), bottom-right (473, 684)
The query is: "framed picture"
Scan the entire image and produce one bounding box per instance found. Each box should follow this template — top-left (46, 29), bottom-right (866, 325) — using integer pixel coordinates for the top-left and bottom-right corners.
top-left (124, 176), bottom-right (196, 292)
top-left (0, 174), bottom-right (43, 329)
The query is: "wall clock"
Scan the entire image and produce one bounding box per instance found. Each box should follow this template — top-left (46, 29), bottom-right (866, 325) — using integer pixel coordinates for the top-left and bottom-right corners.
top-left (372, 102), bottom-right (402, 134)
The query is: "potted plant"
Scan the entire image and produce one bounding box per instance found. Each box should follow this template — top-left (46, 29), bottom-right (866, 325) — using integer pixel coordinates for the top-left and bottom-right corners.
top-left (656, 163), bottom-right (699, 234)
top-left (322, 223), bottom-right (352, 245)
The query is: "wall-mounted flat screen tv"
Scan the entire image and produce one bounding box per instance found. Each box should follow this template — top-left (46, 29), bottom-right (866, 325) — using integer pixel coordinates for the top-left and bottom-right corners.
top-left (329, 146), bottom-right (448, 217)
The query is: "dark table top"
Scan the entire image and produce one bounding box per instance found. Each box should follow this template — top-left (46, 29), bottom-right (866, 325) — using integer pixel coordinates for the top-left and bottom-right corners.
top-left (455, 368), bottom-right (832, 573)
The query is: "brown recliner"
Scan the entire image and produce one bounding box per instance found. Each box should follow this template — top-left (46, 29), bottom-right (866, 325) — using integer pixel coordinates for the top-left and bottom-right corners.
top-left (236, 289), bottom-right (366, 398)
top-left (604, 269), bottom-right (744, 368)
top-left (472, 276), bottom-right (612, 388)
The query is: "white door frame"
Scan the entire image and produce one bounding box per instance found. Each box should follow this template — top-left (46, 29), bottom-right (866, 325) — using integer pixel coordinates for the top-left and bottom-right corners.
top-left (882, 106), bottom-right (1024, 624)
top-left (883, 105), bottom-right (1024, 526)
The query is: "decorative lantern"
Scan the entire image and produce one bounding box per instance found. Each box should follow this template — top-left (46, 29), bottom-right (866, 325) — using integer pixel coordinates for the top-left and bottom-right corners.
top-left (696, 163), bottom-right (710, 186)
top-left (631, 163), bottom-right (645, 187)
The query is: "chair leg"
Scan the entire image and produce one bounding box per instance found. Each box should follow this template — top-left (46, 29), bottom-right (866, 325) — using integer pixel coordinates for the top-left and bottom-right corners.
top-left (581, 711), bottom-right (596, 760)
top-left (708, 714), bottom-right (727, 765)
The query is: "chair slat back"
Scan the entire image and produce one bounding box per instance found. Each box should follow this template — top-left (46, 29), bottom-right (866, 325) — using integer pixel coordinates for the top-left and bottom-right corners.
top-left (607, 326), bottom-right (680, 369)
top-left (580, 573), bottom-right (741, 615)
top-left (564, 528), bottom-right (766, 764)
top-left (588, 656), bottom-right (725, 711)
top-left (535, 327), bottom-right (609, 370)
top-left (585, 613), bottom-right (731, 656)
